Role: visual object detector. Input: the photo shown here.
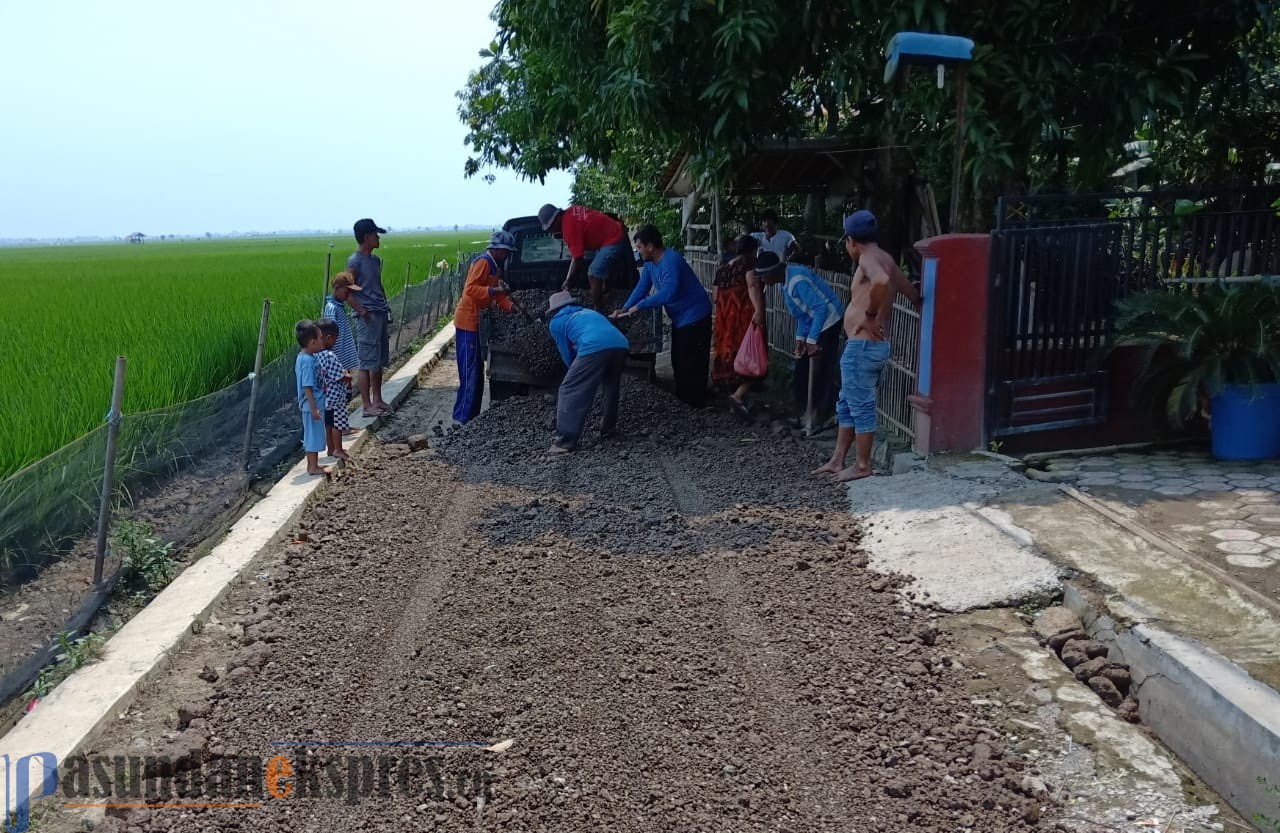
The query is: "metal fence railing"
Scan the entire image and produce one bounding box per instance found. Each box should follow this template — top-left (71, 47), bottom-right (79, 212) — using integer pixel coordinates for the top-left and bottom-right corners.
top-left (688, 255), bottom-right (919, 446)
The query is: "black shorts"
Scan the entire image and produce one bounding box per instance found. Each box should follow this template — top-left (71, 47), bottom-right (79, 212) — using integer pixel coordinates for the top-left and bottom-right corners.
top-left (324, 409), bottom-right (336, 427)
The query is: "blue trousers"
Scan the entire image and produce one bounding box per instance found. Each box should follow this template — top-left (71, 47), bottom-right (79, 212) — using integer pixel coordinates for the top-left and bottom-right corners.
top-left (453, 329), bottom-right (485, 423)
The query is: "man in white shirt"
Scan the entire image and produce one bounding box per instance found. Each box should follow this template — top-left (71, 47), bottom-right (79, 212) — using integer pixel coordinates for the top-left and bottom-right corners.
top-left (752, 209), bottom-right (800, 262)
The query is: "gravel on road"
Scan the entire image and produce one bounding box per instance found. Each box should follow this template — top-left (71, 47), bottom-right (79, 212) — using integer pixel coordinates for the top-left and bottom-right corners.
top-left (48, 377), bottom-right (1048, 832)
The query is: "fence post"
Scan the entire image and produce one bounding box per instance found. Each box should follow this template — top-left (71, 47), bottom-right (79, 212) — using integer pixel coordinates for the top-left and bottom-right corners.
top-left (394, 263), bottom-right (412, 353)
top-left (92, 356), bottom-right (127, 586)
top-left (322, 252), bottom-right (332, 310)
top-left (241, 300), bottom-right (272, 471)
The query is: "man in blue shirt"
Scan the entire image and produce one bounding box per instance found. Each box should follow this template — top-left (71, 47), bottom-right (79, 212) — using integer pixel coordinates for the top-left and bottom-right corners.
top-left (546, 292), bottom-right (630, 454)
top-left (754, 251), bottom-right (844, 431)
top-left (613, 224), bottom-right (713, 407)
top-left (347, 218), bottom-right (393, 417)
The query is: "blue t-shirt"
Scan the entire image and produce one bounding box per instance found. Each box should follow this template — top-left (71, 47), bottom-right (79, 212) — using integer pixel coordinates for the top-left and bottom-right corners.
top-left (548, 305), bottom-right (629, 366)
top-left (346, 251), bottom-right (390, 313)
top-left (295, 351), bottom-right (327, 412)
top-left (622, 248), bottom-right (712, 329)
top-left (783, 265), bottom-right (843, 343)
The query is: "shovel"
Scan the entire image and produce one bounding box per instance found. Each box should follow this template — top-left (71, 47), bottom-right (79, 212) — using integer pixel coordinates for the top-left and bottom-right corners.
top-left (804, 354), bottom-right (816, 437)
top-left (500, 281), bottom-right (535, 323)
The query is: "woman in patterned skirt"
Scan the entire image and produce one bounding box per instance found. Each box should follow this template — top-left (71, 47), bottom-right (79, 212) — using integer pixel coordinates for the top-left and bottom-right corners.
top-left (711, 235), bottom-right (766, 414)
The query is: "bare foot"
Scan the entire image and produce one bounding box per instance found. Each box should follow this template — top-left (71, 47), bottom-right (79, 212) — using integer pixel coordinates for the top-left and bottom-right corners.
top-left (833, 464), bottom-right (872, 483)
top-left (812, 460), bottom-right (841, 475)
top-left (306, 465), bottom-right (333, 476)
top-left (546, 444), bottom-right (572, 455)
top-left (332, 450), bottom-right (352, 462)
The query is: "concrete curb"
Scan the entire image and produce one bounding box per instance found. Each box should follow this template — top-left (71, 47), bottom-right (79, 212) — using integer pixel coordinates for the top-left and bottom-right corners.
top-left (0, 323), bottom-right (456, 816)
top-left (1063, 581), bottom-right (1280, 824)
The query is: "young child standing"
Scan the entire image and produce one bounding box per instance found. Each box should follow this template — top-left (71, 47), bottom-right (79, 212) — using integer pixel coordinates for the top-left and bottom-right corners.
top-left (316, 318), bottom-right (353, 462)
top-left (294, 320), bottom-right (331, 476)
top-left (324, 272), bottom-right (363, 436)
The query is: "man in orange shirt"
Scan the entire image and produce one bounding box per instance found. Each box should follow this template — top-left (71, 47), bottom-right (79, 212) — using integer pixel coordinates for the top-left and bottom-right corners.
top-left (538, 203), bottom-right (631, 311)
top-left (452, 231), bottom-right (516, 424)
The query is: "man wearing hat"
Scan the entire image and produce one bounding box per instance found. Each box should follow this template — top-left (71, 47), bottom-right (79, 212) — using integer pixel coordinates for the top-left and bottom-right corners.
top-left (538, 203), bottom-right (631, 311)
top-left (813, 210), bottom-right (922, 483)
top-left (752, 251), bottom-right (844, 432)
top-left (452, 231), bottom-right (517, 425)
top-left (347, 218), bottom-right (393, 417)
top-left (545, 291), bottom-right (630, 455)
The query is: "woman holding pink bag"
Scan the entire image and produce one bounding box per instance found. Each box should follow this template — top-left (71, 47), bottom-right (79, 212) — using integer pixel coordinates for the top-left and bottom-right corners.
top-left (711, 235), bottom-right (768, 416)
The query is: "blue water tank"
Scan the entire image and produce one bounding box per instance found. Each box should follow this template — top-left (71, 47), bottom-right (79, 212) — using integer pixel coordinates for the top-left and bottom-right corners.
top-left (1211, 383), bottom-right (1280, 460)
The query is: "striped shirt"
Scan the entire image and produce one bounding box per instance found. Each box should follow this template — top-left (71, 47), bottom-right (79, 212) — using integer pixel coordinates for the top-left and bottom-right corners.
top-left (316, 349), bottom-right (348, 408)
top-left (322, 297), bottom-right (359, 370)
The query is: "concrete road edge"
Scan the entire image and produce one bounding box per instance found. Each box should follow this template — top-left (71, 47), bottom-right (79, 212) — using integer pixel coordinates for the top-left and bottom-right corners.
top-left (0, 323), bottom-right (457, 817)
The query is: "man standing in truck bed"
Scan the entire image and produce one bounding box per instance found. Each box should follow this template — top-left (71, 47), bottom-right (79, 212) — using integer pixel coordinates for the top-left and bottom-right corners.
top-left (539, 203), bottom-right (632, 311)
top-left (813, 211), bottom-right (921, 483)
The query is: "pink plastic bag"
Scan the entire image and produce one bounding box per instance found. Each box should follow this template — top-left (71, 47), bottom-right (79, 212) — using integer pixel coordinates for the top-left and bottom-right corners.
top-left (733, 323), bottom-right (769, 378)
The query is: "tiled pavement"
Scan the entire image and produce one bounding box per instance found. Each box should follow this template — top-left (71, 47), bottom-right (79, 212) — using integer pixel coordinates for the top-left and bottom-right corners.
top-left (1034, 449), bottom-right (1280, 599)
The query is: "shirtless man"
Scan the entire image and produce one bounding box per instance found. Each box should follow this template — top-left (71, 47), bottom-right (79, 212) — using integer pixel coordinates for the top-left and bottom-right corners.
top-left (814, 210), bottom-right (922, 482)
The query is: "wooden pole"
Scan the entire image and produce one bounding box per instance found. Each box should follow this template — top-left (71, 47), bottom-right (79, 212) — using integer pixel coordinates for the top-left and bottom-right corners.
top-left (241, 300), bottom-right (272, 471)
top-left (92, 357), bottom-right (127, 586)
top-left (394, 263), bottom-right (412, 353)
top-left (949, 65), bottom-right (968, 233)
top-left (322, 252), bottom-right (332, 310)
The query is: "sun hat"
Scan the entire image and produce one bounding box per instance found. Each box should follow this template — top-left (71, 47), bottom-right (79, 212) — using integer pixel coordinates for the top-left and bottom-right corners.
top-left (537, 203), bottom-right (562, 231)
top-left (547, 291), bottom-right (575, 313)
top-left (487, 230), bottom-right (517, 252)
top-left (754, 251), bottom-right (784, 275)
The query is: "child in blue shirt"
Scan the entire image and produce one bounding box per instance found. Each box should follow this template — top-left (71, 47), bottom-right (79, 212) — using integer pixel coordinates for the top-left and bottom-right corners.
top-left (294, 320), bottom-right (330, 476)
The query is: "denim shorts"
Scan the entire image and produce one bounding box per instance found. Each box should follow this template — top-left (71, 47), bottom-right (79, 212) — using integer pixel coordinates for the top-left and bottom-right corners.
top-left (588, 239), bottom-right (632, 281)
top-left (355, 311), bottom-right (390, 370)
top-left (835, 339), bottom-right (891, 433)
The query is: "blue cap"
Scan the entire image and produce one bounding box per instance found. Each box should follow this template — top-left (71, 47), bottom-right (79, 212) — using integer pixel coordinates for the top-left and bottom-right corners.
top-left (842, 210), bottom-right (878, 240)
top-left (488, 230), bottom-right (517, 251)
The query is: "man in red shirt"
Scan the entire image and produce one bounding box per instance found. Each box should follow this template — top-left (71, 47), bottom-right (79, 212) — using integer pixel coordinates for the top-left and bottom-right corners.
top-left (538, 203), bottom-right (633, 310)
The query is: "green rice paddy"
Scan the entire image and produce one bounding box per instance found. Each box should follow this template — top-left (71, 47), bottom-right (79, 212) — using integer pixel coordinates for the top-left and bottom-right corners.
top-left (0, 232), bottom-right (485, 478)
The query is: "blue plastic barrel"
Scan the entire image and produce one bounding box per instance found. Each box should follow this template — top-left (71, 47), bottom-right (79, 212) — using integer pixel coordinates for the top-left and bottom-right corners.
top-left (1211, 383), bottom-right (1280, 460)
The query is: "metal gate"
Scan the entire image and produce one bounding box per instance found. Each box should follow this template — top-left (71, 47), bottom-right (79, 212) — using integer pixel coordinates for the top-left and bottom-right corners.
top-left (986, 223), bottom-right (1123, 437)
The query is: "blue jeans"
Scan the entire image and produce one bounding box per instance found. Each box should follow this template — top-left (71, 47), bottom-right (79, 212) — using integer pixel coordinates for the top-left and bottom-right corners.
top-left (588, 239), bottom-right (632, 280)
top-left (836, 340), bottom-right (891, 433)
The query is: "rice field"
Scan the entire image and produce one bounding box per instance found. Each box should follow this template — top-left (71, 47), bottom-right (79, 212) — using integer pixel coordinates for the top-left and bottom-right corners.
top-left (0, 231), bottom-right (486, 478)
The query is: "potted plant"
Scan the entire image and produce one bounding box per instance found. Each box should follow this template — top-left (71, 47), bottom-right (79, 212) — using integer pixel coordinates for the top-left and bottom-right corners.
top-left (1112, 281), bottom-right (1280, 460)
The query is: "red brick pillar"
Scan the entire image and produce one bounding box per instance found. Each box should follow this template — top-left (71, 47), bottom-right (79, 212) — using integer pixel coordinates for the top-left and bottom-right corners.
top-left (908, 234), bottom-right (992, 453)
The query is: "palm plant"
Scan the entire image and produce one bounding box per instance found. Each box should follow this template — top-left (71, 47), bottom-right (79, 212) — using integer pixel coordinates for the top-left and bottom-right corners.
top-left (1112, 281), bottom-right (1280, 427)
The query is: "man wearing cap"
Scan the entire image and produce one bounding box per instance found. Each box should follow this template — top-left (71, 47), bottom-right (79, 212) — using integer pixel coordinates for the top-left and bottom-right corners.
top-left (452, 231), bottom-right (517, 425)
top-left (544, 291), bottom-right (630, 455)
top-left (753, 251), bottom-right (843, 431)
top-left (538, 203), bottom-right (631, 311)
top-left (347, 218), bottom-right (393, 417)
top-left (814, 210), bottom-right (922, 482)
top-left (614, 224), bottom-right (713, 408)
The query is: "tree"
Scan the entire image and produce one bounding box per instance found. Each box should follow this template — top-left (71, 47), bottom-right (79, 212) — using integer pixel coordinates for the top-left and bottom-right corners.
top-left (459, 0), bottom-right (1277, 235)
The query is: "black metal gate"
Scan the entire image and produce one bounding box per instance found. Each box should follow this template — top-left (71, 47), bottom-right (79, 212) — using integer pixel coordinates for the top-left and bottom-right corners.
top-left (985, 186), bottom-right (1280, 438)
top-left (986, 223), bottom-right (1122, 437)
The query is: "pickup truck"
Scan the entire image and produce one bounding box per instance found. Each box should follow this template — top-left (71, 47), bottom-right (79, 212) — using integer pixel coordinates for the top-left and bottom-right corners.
top-left (480, 215), bottom-right (662, 401)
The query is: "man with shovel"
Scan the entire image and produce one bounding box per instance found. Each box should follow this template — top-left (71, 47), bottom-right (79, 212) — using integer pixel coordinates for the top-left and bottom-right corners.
top-left (452, 231), bottom-right (517, 425)
top-left (545, 291), bottom-right (630, 455)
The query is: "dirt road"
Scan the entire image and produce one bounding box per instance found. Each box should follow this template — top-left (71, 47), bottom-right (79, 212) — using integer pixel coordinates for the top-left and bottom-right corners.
top-left (44, 366), bottom-right (1045, 832)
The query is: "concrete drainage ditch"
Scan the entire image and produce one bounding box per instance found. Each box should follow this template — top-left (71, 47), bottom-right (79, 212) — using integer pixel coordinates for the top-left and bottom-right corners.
top-left (1033, 606), bottom-right (1141, 723)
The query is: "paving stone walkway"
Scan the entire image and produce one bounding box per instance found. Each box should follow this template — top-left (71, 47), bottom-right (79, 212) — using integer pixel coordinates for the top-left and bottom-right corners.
top-left (1033, 448), bottom-right (1280, 600)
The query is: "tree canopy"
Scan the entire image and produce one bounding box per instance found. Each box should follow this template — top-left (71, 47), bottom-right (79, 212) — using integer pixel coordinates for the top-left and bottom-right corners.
top-left (458, 0), bottom-right (1277, 232)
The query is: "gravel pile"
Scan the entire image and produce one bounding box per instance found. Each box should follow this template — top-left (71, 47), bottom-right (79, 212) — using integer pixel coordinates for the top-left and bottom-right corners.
top-left (67, 379), bottom-right (1051, 833)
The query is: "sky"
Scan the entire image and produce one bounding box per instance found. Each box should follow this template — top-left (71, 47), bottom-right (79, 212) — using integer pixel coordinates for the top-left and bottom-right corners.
top-left (0, 1), bottom-right (573, 239)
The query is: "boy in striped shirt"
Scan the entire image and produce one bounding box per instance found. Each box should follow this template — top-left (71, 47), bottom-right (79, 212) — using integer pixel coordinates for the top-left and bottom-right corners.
top-left (316, 318), bottom-right (353, 462)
